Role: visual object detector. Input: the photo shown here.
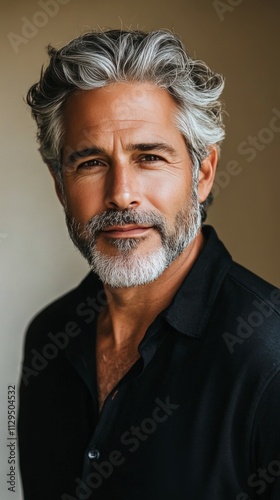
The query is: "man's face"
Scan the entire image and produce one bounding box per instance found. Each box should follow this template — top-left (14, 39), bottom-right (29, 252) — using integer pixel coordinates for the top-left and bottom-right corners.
top-left (59, 82), bottom-right (202, 287)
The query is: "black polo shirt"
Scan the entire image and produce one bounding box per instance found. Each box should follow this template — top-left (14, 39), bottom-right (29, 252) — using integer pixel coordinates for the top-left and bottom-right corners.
top-left (18, 226), bottom-right (280, 500)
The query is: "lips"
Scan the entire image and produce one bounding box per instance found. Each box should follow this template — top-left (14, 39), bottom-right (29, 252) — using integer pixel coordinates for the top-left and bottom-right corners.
top-left (101, 225), bottom-right (152, 238)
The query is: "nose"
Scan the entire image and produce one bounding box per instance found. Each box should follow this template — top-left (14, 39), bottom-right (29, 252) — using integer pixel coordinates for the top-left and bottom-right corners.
top-left (104, 163), bottom-right (142, 210)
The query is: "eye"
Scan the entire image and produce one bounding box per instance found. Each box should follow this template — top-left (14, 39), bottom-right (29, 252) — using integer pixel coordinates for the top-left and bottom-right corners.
top-left (77, 159), bottom-right (106, 170)
top-left (139, 154), bottom-right (163, 163)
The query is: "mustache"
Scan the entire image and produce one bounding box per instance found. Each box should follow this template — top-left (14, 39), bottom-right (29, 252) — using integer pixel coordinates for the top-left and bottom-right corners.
top-left (82, 209), bottom-right (168, 238)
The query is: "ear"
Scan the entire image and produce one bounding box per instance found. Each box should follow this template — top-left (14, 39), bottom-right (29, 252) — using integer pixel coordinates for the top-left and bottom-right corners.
top-left (48, 167), bottom-right (65, 207)
top-left (197, 146), bottom-right (218, 203)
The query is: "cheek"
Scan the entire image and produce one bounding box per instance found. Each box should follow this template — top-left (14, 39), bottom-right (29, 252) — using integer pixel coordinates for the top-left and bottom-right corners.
top-left (63, 178), bottom-right (103, 222)
top-left (144, 173), bottom-right (192, 215)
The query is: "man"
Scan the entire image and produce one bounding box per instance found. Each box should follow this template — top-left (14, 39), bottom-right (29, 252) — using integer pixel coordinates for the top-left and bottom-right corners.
top-left (18, 29), bottom-right (280, 500)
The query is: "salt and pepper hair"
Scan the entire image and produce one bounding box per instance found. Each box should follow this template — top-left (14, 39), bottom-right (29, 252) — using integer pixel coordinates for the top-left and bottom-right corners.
top-left (26, 29), bottom-right (225, 218)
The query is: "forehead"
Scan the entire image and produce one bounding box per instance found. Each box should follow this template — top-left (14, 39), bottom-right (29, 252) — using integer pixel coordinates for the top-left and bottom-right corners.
top-left (62, 82), bottom-right (181, 141)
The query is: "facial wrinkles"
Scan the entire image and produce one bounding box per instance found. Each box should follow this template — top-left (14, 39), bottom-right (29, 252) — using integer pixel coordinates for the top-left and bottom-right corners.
top-left (98, 85), bottom-right (163, 123)
top-left (104, 126), bottom-right (140, 161)
top-left (78, 121), bottom-right (175, 158)
top-left (62, 86), bottom-right (189, 170)
top-left (86, 132), bottom-right (186, 176)
top-left (94, 118), bottom-right (158, 132)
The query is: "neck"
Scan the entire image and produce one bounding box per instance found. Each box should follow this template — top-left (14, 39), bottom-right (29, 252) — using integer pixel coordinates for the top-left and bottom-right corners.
top-left (97, 230), bottom-right (205, 349)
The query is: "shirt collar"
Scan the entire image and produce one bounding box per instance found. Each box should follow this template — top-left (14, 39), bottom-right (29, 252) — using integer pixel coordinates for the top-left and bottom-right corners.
top-left (161, 225), bottom-right (232, 338)
top-left (78, 225), bottom-right (232, 340)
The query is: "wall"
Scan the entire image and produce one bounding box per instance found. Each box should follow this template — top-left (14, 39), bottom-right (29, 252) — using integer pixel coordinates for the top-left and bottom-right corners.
top-left (0, 0), bottom-right (279, 498)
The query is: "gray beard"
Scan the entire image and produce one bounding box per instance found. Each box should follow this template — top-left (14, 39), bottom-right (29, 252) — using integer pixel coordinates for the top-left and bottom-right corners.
top-left (65, 191), bottom-right (202, 288)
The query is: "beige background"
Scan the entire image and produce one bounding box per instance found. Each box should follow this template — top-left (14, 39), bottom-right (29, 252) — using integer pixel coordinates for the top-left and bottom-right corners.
top-left (0, 0), bottom-right (279, 498)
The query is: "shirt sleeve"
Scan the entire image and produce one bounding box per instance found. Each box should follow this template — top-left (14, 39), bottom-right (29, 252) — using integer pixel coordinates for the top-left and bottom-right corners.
top-left (248, 369), bottom-right (280, 500)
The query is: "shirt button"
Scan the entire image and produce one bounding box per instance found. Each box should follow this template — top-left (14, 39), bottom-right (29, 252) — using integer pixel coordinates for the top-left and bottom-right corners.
top-left (88, 449), bottom-right (100, 460)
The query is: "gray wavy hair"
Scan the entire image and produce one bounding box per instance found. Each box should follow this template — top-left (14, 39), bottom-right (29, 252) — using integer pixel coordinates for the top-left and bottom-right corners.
top-left (27, 29), bottom-right (225, 218)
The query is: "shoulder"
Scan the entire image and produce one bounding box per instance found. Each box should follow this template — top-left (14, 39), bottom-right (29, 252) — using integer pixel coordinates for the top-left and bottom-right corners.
top-left (222, 260), bottom-right (280, 330)
top-left (217, 260), bottom-right (280, 372)
top-left (22, 272), bottom-right (102, 353)
top-left (227, 261), bottom-right (280, 310)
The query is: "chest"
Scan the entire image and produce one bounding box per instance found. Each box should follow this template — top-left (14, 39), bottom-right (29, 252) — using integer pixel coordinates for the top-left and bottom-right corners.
top-left (96, 343), bottom-right (140, 411)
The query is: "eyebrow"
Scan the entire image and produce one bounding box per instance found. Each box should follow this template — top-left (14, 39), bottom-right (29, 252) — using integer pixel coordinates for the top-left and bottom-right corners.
top-left (65, 147), bottom-right (107, 166)
top-left (65, 142), bottom-right (179, 166)
top-left (126, 143), bottom-right (179, 158)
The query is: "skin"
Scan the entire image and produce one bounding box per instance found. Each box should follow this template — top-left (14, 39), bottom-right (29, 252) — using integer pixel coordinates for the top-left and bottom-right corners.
top-left (50, 82), bottom-right (217, 353)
